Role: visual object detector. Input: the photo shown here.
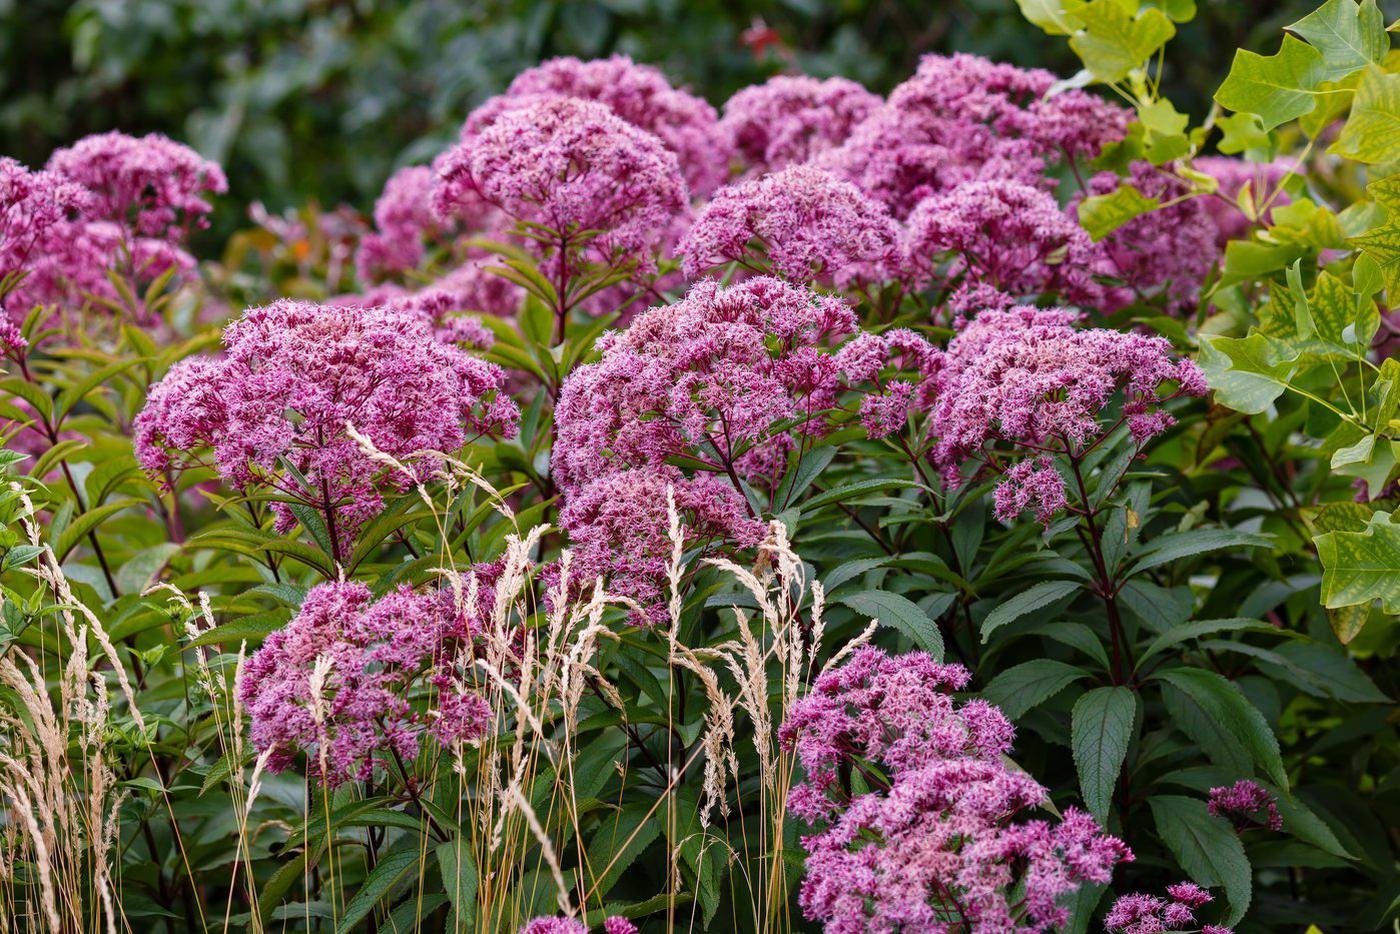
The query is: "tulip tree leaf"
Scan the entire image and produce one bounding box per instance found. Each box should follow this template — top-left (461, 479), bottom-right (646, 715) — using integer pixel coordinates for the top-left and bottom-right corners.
top-left (1315, 509), bottom-right (1400, 613)
top-left (1287, 0), bottom-right (1387, 83)
top-left (1068, 0), bottom-right (1177, 82)
top-left (1332, 65), bottom-right (1400, 164)
top-left (1197, 333), bottom-right (1299, 414)
top-left (1076, 184), bottom-right (1160, 241)
top-left (1215, 34), bottom-right (1326, 130)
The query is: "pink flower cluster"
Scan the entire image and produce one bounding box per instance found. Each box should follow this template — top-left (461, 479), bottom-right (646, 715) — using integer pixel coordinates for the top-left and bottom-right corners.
top-left (356, 165), bottom-right (455, 283)
top-left (904, 179), bottom-right (1099, 303)
top-left (1105, 882), bottom-right (1232, 934)
top-left (0, 158), bottom-right (88, 321)
top-left (1207, 779), bottom-right (1282, 832)
top-left (553, 277), bottom-right (856, 621)
top-left (679, 165), bottom-right (901, 287)
top-left (1082, 162), bottom-right (1220, 314)
top-left (824, 53), bottom-right (1129, 219)
top-left (3, 132), bottom-right (224, 319)
top-left (779, 647), bottom-right (1131, 932)
top-left (436, 97), bottom-right (688, 280)
top-left (466, 55), bottom-right (729, 196)
top-left (241, 580), bottom-right (494, 786)
top-left (720, 75), bottom-right (881, 175)
top-left (518, 916), bottom-right (636, 934)
top-left (928, 306), bottom-right (1207, 523)
top-left (134, 298), bottom-right (518, 551)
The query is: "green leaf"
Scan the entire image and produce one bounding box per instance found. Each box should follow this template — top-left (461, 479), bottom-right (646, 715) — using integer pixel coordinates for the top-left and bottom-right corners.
top-left (1215, 34), bottom-right (1326, 130)
top-left (981, 659), bottom-right (1089, 719)
top-left (1216, 112), bottom-right (1272, 154)
top-left (337, 842), bottom-right (421, 933)
top-left (1315, 509), bottom-right (1400, 612)
top-left (53, 498), bottom-right (141, 564)
top-left (586, 802), bottom-right (662, 897)
top-left (1076, 183), bottom-right (1160, 241)
top-left (1198, 333), bottom-right (1299, 414)
top-left (1126, 528), bottom-right (1272, 576)
top-left (186, 610), bottom-right (291, 649)
top-left (1332, 64), bottom-right (1400, 164)
top-left (436, 840), bottom-right (478, 929)
top-left (1287, 0), bottom-right (1387, 83)
top-left (1017, 0), bottom-right (1087, 35)
top-left (1072, 687), bottom-right (1137, 821)
top-left (802, 477), bottom-right (922, 513)
top-left (1156, 667), bottom-right (1288, 788)
top-left (1149, 795), bottom-right (1252, 924)
top-left (839, 590), bottom-right (944, 658)
top-left (1137, 618), bottom-right (1276, 666)
top-left (1068, 0), bottom-right (1176, 82)
top-left (1352, 214), bottom-right (1400, 297)
top-left (981, 579), bottom-right (1081, 642)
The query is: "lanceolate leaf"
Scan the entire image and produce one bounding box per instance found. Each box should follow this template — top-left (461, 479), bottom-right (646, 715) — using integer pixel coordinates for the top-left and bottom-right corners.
top-left (839, 590), bottom-right (944, 658)
top-left (1148, 795), bottom-right (1252, 924)
top-left (1156, 667), bottom-right (1288, 789)
top-left (980, 659), bottom-right (1088, 719)
top-left (980, 579), bottom-right (1081, 642)
top-left (1071, 687), bottom-right (1137, 821)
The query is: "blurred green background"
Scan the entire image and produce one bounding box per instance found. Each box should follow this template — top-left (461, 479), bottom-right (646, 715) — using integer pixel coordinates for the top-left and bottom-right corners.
top-left (0, 0), bottom-right (1372, 228)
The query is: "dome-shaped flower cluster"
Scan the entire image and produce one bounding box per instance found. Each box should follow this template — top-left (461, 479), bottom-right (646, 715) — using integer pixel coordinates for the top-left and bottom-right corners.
top-left (779, 646), bottom-right (1131, 931)
top-left (679, 165), bottom-right (901, 286)
top-left (929, 305), bottom-right (1207, 523)
top-left (134, 298), bottom-right (518, 551)
top-left (240, 580), bottom-right (495, 786)
top-left (720, 75), bottom-right (882, 175)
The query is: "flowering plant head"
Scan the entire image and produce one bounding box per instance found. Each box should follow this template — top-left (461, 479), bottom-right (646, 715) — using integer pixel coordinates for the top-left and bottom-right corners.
top-left (929, 305), bottom-right (1207, 523)
top-left (517, 916), bottom-right (637, 934)
top-left (1207, 779), bottom-right (1283, 832)
top-left (356, 165), bottom-right (454, 283)
top-left (679, 165), bottom-right (902, 288)
top-left (1105, 882), bottom-right (1231, 934)
top-left (826, 53), bottom-right (1129, 218)
top-left (134, 298), bottom-right (518, 553)
top-left (240, 580), bottom-right (494, 786)
top-left (720, 75), bottom-right (882, 175)
top-left (552, 276), bottom-right (857, 494)
top-left (435, 97), bottom-right (688, 284)
top-left (903, 179), bottom-right (1100, 304)
top-left (779, 647), bottom-right (1131, 931)
top-left (1081, 161), bottom-right (1221, 314)
top-left (0, 158), bottom-right (90, 319)
top-left (465, 55), bottom-right (729, 196)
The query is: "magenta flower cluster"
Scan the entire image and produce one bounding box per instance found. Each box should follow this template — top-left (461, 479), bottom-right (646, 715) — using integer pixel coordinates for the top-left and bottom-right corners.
top-left (679, 165), bottom-right (901, 287)
top-left (553, 276), bottom-right (857, 621)
top-left (720, 75), bottom-right (881, 175)
top-left (240, 580), bottom-right (494, 786)
top-left (436, 96), bottom-right (688, 277)
top-left (1207, 780), bottom-right (1283, 832)
top-left (1105, 882), bottom-right (1232, 934)
top-left (518, 916), bottom-right (637, 934)
top-left (778, 646), bottom-right (1131, 932)
top-left (466, 54), bottom-right (728, 197)
top-left (928, 306), bottom-right (1207, 523)
top-left (2, 132), bottom-right (225, 320)
top-left (135, 298), bottom-right (518, 551)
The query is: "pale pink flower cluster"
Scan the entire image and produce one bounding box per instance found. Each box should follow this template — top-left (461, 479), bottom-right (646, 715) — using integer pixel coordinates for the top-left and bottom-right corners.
top-left (240, 580), bottom-right (495, 786)
top-left (1207, 779), bottom-right (1282, 832)
top-left (134, 298), bottom-right (518, 550)
top-left (929, 306), bottom-right (1207, 523)
top-left (3, 132), bottom-right (224, 318)
top-left (436, 97), bottom-right (688, 278)
top-left (779, 647), bottom-right (1131, 932)
top-left (466, 55), bottom-right (729, 196)
top-left (680, 165), bottom-right (901, 286)
top-left (553, 277), bottom-right (856, 621)
top-left (720, 75), bottom-right (881, 175)
top-left (1105, 882), bottom-right (1232, 934)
